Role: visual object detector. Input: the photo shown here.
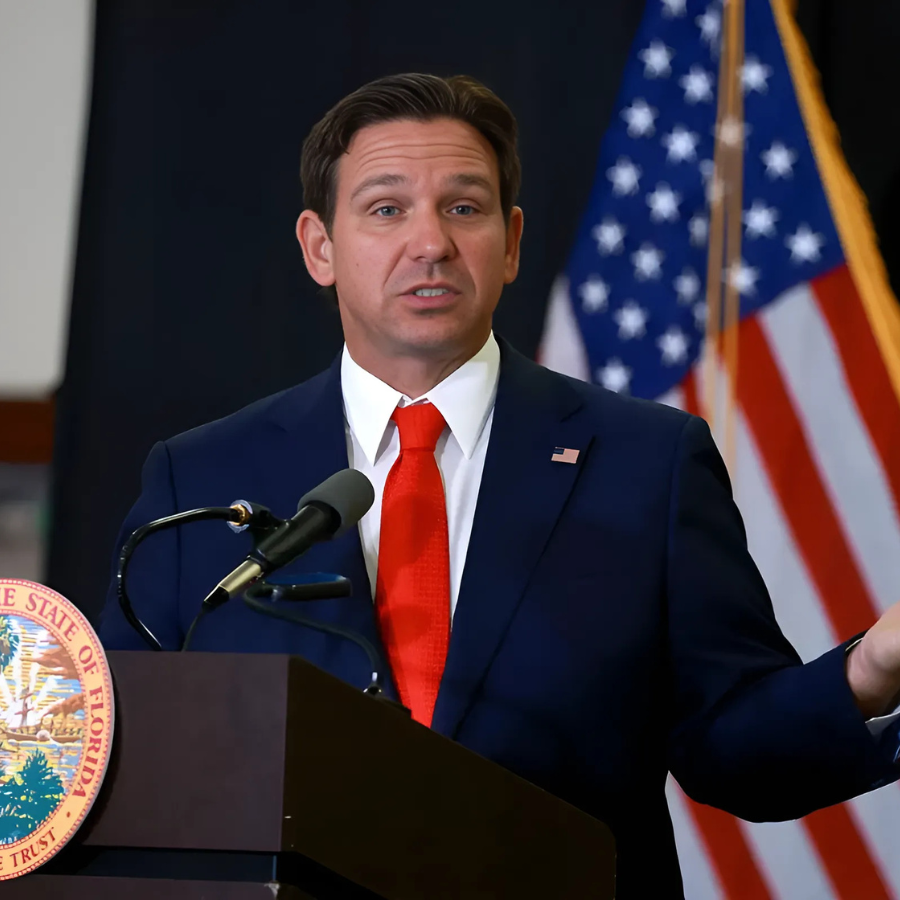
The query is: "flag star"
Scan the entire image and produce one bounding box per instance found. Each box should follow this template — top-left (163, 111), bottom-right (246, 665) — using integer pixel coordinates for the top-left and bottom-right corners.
top-left (728, 259), bottom-right (761, 295)
top-left (679, 65), bottom-right (715, 104)
top-left (743, 200), bottom-right (780, 239)
top-left (591, 217), bottom-right (627, 255)
top-left (661, 0), bottom-right (687, 16)
top-left (613, 301), bottom-right (649, 339)
top-left (674, 267), bottom-right (701, 304)
top-left (662, 125), bottom-right (700, 163)
top-left (693, 301), bottom-right (708, 330)
top-left (578, 276), bottom-right (610, 313)
top-left (621, 98), bottom-right (659, 137)
top-left (785, 224), bottom-right (825, 263)
top-left (657, 326), bottom-right (690, 365)
top-left (597, 358), bottom-right (633, 393)
top-left (742, 56), bottom-right (773, 93)
top-left (696, 6), bottom-right (721, 48)
top-left (631, 242), bottom-right (665, 280)
top-left (607, 156), bottom-right (642, 196)
top-left (647, 183), bottom-right (682, 222)
top-left (761, 141), bottom-right (797, 179)
top-left (639, 40), bottom-right (674, 79)
top-left (717, 115), bottom-right (749, 148)
top-left (689, 214), bottom-right (709, 246)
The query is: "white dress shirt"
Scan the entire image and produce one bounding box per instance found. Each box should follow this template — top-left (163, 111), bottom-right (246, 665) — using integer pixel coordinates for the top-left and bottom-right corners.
top-left (341, 332), bottom-right (500, 621)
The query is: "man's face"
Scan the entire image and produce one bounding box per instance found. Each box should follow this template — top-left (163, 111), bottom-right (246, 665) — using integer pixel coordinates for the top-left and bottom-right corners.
top-left (299, 117), bottom-right (523, 363)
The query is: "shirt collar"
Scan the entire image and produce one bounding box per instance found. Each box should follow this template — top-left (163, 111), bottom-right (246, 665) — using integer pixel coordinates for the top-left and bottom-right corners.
top-left (341, 332), bottom-right (500, 465)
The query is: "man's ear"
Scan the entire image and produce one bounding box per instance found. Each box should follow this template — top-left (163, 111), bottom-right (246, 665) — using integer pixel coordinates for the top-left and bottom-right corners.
top-left (296, 210), bottom-right (336, 286)
top-left (503, 206), bottom-right (524, 284)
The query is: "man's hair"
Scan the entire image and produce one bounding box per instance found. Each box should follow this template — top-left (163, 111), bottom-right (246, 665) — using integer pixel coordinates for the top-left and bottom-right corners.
top-left (300, 73), bottom-right (521, 234)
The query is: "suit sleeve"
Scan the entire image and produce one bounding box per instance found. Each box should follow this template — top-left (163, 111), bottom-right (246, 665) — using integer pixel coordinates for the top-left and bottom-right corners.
top-left (665, 416), bottom-right (899, 821)
top-left (97, 441), bottom-right (184, 651)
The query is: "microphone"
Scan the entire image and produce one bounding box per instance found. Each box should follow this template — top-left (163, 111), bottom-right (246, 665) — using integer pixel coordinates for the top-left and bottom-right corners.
top-left (201, 468), bottom-right (375, 611)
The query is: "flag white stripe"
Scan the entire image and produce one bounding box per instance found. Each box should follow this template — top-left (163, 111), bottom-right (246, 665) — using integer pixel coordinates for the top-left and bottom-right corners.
top-left (537, 277), bottom-right (591, 381)
top-left (741, 819), bottom-right (837, 900)
top-left (848, 788), bottom-right (900, 898)
top-left (760, 284), bottom-right (900, 615)
top-left (666, 777), bottom-right (725, 900)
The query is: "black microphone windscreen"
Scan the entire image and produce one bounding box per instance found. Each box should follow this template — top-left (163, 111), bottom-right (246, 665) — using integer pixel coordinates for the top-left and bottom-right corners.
top-left (297, 468), bottom-right (374, 538)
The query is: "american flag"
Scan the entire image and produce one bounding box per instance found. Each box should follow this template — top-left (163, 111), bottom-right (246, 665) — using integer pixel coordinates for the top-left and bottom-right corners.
top-left (551, 447), bottom-right (580, 464)
top-left (539, 0), bottom-right (900, 897)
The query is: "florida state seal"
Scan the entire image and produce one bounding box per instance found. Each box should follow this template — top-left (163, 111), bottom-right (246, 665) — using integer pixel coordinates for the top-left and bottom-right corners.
top-left (0, 579), bottom-right (114, 879)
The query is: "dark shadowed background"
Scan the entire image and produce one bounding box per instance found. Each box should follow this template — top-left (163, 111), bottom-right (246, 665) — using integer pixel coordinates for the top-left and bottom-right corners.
top-left (46, 0), bottom-right (900, 621)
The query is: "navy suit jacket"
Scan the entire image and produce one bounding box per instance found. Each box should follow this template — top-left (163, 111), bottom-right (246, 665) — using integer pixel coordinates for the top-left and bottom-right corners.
top-left (100, 338), bottom-right (899, 898)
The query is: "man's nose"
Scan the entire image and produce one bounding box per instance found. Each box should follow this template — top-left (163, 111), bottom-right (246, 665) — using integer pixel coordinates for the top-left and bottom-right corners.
top-left (406, 208), bottom-right (456, 263)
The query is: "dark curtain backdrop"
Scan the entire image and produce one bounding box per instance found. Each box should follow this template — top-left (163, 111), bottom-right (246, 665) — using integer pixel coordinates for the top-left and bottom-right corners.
top-left (49, 0), bottom-right (900, 622)
top-left (795, 0), bottom-right (900, 295)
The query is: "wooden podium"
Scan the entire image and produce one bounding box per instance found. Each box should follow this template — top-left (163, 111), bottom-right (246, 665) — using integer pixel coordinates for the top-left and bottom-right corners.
top-left (7, 651), bottom-right (615, 898)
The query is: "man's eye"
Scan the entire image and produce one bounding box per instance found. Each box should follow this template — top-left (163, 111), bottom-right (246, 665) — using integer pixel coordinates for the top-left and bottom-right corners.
top-left (451, 205), bottom-right (475, 216)
top-left (374, 206), bottom-right (400, 217)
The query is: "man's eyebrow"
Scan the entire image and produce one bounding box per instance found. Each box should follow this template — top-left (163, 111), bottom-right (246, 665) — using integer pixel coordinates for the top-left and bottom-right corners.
top-left (349, 173), bottom-right (410, 201)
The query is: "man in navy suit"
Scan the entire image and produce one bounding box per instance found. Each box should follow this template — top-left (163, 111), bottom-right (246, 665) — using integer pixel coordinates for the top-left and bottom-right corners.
top-left (99, 74), bottom-right (900, 897)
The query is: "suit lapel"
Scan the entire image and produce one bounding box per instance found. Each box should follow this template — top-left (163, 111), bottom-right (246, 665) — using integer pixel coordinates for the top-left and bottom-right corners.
top-left (431, 341), bottom-right (595, 738)
top-left (261, 356), bottom-right (397, 698)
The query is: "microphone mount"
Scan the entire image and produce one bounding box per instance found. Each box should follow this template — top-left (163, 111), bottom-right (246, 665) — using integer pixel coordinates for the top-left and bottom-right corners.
top-left (116, 501), bottom-right (284, 651)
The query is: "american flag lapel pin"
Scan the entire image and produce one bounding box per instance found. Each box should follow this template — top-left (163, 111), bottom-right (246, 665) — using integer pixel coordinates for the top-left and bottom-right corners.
top-left (551, 447), bottom-right (580, 464)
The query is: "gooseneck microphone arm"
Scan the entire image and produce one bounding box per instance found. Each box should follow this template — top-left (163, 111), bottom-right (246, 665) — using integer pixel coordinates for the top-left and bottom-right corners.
top-left (242, 582), bottom-right (386, 695)
top-left (117, 506), bottom-right (250, 651)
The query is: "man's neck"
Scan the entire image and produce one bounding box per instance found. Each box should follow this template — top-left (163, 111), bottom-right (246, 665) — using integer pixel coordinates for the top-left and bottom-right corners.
top-left (345, 338), bottom-right (488, 399)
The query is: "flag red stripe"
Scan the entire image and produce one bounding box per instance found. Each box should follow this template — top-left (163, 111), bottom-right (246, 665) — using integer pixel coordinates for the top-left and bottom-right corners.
top-left (686, 802), bottom-right (773, 899)
top-left (812, 264), bottom-right (900, 510)
top-left (805, 805), bottom-right (892, 900)
top-left (683, 369), bottom-right (701, 418)
top-left (738, 317), bottom-right (891, 898)
top-left (738, 317), bottom-right (881, 638)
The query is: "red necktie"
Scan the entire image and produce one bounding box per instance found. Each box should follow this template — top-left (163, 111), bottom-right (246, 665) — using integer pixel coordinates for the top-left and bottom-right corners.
top-left (375, 402), bottom-right (450, 726)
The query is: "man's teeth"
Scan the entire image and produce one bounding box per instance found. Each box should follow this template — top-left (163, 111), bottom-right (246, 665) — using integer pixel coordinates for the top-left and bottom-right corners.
top-left (413, 288), bottom-right (450, 296)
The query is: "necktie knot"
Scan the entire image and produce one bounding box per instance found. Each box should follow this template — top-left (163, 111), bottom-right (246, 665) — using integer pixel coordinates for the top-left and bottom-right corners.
top-left (391, 402), bottom-right (446, 451)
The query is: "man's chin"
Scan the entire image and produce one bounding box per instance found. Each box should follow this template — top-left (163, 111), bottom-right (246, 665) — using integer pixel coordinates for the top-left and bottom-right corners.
top-left (389, 319), bottom-right (486, 357)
